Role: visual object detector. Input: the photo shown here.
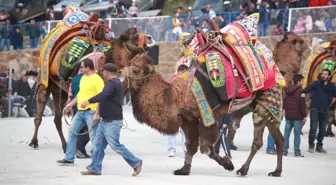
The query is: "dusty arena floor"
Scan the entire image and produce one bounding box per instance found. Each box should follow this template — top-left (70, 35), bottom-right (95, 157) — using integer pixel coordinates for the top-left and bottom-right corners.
top-left (1, 106), bottom-right (335, 185)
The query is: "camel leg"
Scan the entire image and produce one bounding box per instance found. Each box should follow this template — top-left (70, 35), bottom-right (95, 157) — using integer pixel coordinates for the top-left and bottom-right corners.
top-left (51, 85), bottom-right (68, 153)
top-left (199, 121), bottom-right (234, 172)
top-left (236, 104), bottom-right (269, 176)
top-left (325, 109), bottom-right (335, 137)
top-left (266, 118), bottom-right (284, 177)
top-left (228, 106), bottom-right (253, 150)
top-left (29, 84), bottom-right (51, 149)
top-left (173, 119), bottom-right (199, 175)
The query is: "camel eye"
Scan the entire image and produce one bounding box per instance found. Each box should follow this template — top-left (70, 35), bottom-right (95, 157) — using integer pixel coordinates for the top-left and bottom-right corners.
top-left (133, 68), bottom-right (140, 75)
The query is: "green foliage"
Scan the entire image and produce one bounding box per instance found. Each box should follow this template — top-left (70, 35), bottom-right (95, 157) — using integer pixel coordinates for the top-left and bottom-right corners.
top-left (162, 0), bottom-right (196, 15)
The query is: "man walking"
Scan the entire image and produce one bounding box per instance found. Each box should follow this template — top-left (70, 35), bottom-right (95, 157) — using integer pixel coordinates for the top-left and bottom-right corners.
top-left (283, 74), bottom-right (306, 157)
top-left (304, 69), bottom-right (336, 153)
top-left (67, 67), bottom-right (91, 159)
top-left (57, 58), bottom-right (104, 165)
top-left (80, 63), bottom-right (142, 176)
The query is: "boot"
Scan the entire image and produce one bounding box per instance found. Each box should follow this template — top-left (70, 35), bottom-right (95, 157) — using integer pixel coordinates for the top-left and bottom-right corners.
top-left (308, 143), bottom-right (315, 153)
top-left (316, 144), bottom-right (327, 153)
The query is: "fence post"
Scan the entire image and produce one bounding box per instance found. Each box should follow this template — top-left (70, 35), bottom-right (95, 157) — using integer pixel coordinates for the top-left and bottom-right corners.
top-left (287, 8), bottom-right (292, 31)
top-left (47, 21), bottom-right (51, 33)
top-left (167, 15), bottom-right (172, 42)
top-left (228, 12), bottom-right (232, 23)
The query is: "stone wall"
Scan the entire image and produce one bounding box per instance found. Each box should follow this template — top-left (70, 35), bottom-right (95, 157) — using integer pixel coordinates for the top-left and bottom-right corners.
top-left (1, 32), bottom-right (336, 80)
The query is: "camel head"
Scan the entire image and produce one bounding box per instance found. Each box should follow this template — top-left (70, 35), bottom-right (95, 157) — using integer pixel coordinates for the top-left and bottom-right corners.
top-left (117, 54), bottom-right (154, 92)
top-left (283, 32), bottom-right (308, 57)
top-left (118, 28), bottom-right (155, 54)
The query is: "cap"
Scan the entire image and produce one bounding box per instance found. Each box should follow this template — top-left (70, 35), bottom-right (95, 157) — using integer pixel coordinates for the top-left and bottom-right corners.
top-left (103, 63), bottom-right (117, 73)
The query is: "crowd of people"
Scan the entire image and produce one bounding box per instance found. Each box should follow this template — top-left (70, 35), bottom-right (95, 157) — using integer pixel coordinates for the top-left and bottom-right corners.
top-left (0, 69), bottom-right (53, 118)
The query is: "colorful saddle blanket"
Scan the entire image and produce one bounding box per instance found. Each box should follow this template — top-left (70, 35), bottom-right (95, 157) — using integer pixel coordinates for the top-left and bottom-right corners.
top-left (178, 65), bottom-right (221, 128)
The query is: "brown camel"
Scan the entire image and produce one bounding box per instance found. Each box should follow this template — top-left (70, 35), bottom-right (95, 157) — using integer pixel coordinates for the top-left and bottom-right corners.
top-left (228, 32), bottom-right (307, 150)
top-left (29, 28), bottom-right (154, 152)
top-left (118, 54), bottom-right (284, 177)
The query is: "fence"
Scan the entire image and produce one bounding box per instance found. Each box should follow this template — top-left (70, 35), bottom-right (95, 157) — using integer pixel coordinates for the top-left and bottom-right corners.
top-left (288, 5), bottom-right (336, 34)
top-left (0, 7), bottom-right (334, 51)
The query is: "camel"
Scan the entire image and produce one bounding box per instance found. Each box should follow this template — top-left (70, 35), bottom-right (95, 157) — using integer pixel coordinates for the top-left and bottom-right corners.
top-left (29, 25), bottom-right (154, 152)
top-left (117, 53), bottom-right (284, 177)
top-left (228, 32), bottom-right (308, 150)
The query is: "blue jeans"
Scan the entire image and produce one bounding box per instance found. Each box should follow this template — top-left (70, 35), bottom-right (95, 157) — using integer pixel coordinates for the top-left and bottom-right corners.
top-left (64, 110), bottom-right (97, 161)
top-left (309, 108), bottom-right (328, 146)
top-left (259, 23), bottom-right (269, 37)
top-left (284, 120), bottom-right (302, 154)
top-left (0, 38), bottom-right (10, 51)
top-left (168, 128), bottom-right (186, 153)
top-left (9, 95), bottom-right (26, 114)
top-left (30, 37), bottom-right (38, 48)
top-left (90, 120), bottom-right (141, 174)
top-left (267, 133), bottom-right (275, 151)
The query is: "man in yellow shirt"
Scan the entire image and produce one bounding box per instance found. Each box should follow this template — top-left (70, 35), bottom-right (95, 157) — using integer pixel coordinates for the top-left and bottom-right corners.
top-left (57, 58), bottom-right (104, 165)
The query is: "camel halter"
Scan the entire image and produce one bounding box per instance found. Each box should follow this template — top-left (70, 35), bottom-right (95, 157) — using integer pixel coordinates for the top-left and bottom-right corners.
top-left (119, 64), bottom-right (152, 89)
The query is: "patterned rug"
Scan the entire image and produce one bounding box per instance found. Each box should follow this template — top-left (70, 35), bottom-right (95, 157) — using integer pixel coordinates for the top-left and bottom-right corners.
top-left (255, 84), bottom-right (283, 122)
top-left (179, 68), bottom-right (221, 128)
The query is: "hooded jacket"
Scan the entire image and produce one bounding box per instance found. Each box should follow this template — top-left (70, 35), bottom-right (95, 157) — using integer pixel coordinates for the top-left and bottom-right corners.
top-left (283, 84), bottom-right (306, 120)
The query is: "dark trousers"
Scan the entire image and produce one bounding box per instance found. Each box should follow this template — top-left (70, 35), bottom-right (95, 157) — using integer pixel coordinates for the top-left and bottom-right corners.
top-left (74, 108), bottom-right (90, 154)
top-left (215, 128), bottom-right (231, 156)
top-left (309, 108), bottom-right (329, 146)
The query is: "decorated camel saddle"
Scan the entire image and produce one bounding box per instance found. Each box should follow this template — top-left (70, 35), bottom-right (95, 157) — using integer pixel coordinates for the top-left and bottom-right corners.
top-left (302, 37), bottom-right (336, 88)
top-left (169, 13), bottom-right (285, 127)
top-left (40, 5), bottom-right (111, 90)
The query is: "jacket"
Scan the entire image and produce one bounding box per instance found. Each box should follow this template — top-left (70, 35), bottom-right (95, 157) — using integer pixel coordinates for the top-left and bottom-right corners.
top-left (304, 80), bottom-right (336, 109)
top-left (283, 84), bottom-right (306, 120)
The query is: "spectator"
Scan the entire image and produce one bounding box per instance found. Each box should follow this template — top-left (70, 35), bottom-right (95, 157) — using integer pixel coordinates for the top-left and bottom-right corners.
top-left (201, 20), bottom-right (211, 32)
top-left (304, 12), bottom-right (313, 33)
top-left (325, 18), bottom-right (336, 31)
top-left (0, 19), bottom-right (12, 51)
top-left (315, 16), bottom-right (327, 32)
top-left (259, 0), bottom-right (271, 36)
top-left (128, 1), bottom-right (138, 17)
top-left (309, 0), bottom-right (329, 7)
top-left (176, 6), bottom-right (183, 17)
top-left (206, 4), bottom-right (216, 20)
top-left (283, 74), bottom-right (306, 157)
top-left (172, 13), bottom-right (183, 41)
top-left (61, 5), bottom-right (67, 19)
top-left (11, 7), bottom-right (22, 24)
top-left (106, 1), bottom-right (119, 18)
top-left (168, 129), bottom-right (186, 157)
top-left (198, 8), bottom-right (210, 28)
top-left (183, 19), bottom-right (196, 33)
top-left (46, 7), bottom-right (56, 21)
top-left (303, 69), bottom-right (336, 153)
top-left (293, 12), bottom-right (306, 34)
top-left (272, 24), bottom-right (283, 36)
top-left (11, 28), bottom-right (24, 50)
top-left (26, 19), bottom-right (40, 49)
top-left (16, 71), bottom-right (37, 117)
top-left (0, 72), bottom-right (9, 117)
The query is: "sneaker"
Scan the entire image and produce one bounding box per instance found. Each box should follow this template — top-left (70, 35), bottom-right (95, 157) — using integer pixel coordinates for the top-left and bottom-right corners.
top-left (132, 160), bottom-right (143, 177)
top-left (76, 150), bottom-right (91, 159)
top-left (225, 154), bottom-right (232, 159)
top-left (86, 164), bottom-right (91, 169)
top-left (266, 149), bottom-right (277, 155)
top-left (294, 153), bottom-right (304, 157)
top-left (56, 159), bottom-right (74, 166)
top-left (283, 151), bottom-right (288, 156)
top-left (168, 151), bottom-right (175, 157)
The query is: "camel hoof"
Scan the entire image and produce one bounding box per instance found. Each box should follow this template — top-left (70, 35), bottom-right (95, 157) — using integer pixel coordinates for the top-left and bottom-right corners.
top-left (236, 167), bottom-right (248, 176)
top-left (29, 140), bottom-right (39, 149)
top-left (173, 165), bottom-right (191, 176)
top-left (268, 170), bottom-right (282, 177)
top-left (222, 157), bottom-right (235, 171)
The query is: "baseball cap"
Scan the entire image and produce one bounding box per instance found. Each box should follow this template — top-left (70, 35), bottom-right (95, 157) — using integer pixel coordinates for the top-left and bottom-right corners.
top-left (103, 63), bottom-right (117, 73)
